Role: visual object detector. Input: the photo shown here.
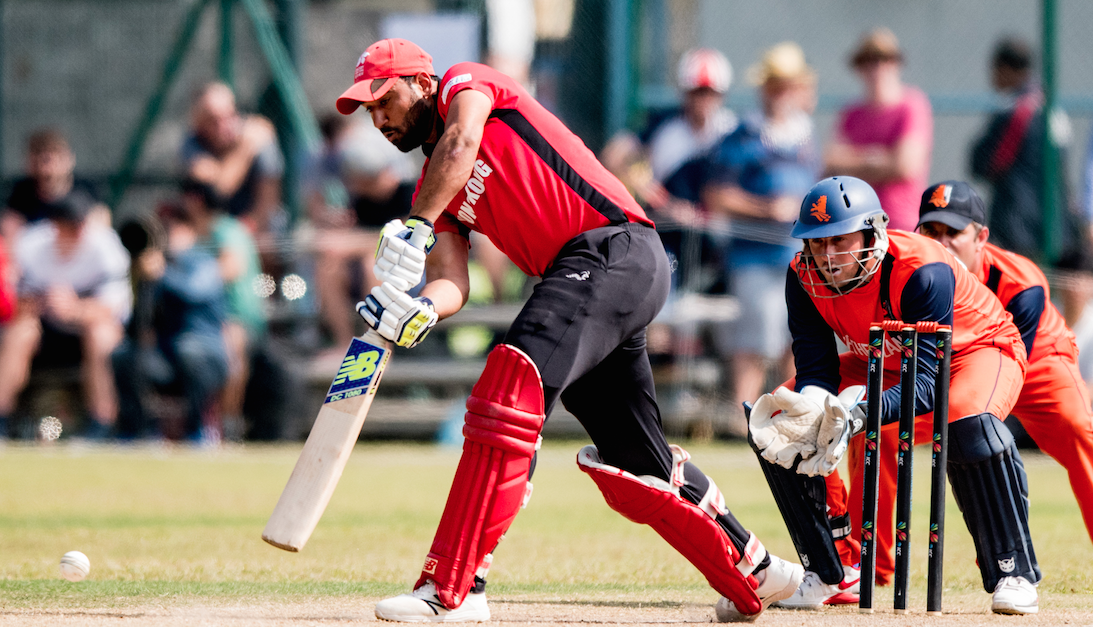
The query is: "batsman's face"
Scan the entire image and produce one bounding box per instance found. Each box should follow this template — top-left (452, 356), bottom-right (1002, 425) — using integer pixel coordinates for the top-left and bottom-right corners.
top-left (806, 230), bottom-right (870, 287)
top-left (919, 221), bottom-right (986, 271)
top-left (363, 77), bottom-right (435, 153)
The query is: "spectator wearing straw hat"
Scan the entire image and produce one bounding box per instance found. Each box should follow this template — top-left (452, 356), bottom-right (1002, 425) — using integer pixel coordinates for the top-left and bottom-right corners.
top-left (825, 28), bottom-right (933, 232)
top-left (701, 42), bottom-right (820, 434)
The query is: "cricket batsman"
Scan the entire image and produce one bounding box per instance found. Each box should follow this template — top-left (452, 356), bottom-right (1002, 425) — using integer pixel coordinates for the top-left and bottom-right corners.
top-left (745, 175), bottom-right (1041, 614)
top-left (335, 38), bottom-right (802, 623)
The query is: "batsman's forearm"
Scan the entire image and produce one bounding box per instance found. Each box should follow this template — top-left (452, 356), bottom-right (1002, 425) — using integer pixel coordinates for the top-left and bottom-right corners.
top-left (421, 279), bottom-right (467, 320)
top-left (410, 127), bottom-right (481, 223)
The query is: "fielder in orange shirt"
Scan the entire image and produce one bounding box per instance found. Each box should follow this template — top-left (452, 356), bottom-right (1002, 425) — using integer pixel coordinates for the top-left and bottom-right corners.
top-left (916, 180), bottom-right (1093, 540)
top-left (747, 176), bottom-right (1040, 615)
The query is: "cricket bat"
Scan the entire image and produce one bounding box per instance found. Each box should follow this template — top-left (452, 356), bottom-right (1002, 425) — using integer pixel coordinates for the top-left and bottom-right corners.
top-left (262, 329), bottom-right (392, 551)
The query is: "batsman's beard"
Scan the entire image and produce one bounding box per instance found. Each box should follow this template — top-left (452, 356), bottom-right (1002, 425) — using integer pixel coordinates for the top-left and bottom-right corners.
top-left (383, 94), bottom-right (436, 153)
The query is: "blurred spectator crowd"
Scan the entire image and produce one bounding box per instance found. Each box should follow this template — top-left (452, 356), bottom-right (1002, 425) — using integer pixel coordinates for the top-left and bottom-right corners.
top-left (1, 30), bottom-right (1092, 443)
top-left (0, 81), bottom-right (422, 444)
top-left (602, 31), bottom-right (1093, 436)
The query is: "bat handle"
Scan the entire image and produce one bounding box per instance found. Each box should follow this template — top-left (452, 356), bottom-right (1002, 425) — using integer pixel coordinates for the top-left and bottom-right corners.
top-left (409, 222), bottom-right (431, 250)
top-left (362, 328), bottom-right (389, 345)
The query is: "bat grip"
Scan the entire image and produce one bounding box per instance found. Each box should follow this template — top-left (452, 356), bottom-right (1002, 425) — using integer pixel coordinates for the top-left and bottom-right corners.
top-left (409, 223), bottom-right (431, 250)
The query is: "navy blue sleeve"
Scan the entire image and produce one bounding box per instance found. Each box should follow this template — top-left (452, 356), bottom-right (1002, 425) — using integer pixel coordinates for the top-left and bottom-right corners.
top-left (879, 262), bottom-right (953, 425)
top-left (1005, 286), bottom-right (1044, 356)
top-left (786, 266), bottom-right (841, 395)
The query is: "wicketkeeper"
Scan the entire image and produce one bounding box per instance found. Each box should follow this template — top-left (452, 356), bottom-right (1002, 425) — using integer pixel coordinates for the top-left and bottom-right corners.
top-left (335, 38), bottom-right (802, 623)
top-left (747, 176), bottom-right (1042, 614)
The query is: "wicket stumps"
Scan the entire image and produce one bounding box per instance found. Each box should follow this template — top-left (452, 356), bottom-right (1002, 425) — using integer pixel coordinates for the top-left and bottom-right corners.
top-left (859, 321), bottom-right (952, 615)
top-left (927, 326), bottom-right (952, 615)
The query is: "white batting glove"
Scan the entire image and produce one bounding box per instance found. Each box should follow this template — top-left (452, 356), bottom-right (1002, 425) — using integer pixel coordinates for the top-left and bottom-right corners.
top-left (373, 217), bottom-right (436, 292)
top-left (748, 386), bottom-right (830, 469)
top-left (797, 385), bottom-right (866, 477)
top-left (357, 282), bottom-right (438, 348)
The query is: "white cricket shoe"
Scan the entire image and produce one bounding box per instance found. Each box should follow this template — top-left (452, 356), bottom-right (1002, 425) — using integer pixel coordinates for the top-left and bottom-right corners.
top-left (375, 581), bottom-right (490, 622)
top-left (773, 565), bottom-right (860, 609)
top-left (991, 576), bottom-right (1039, 615)
top-left (715, 554), bottom-right (804, 622)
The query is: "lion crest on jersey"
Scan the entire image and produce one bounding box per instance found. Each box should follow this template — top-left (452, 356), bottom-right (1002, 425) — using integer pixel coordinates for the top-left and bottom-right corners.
top-left (929, 184), bottom-right (952, 208)
top-left (810, 195), bottom-right (831, 222)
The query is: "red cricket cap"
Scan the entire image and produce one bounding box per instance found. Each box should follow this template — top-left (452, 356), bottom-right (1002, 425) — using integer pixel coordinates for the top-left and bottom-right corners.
top-left (336, 39), bottom-right (435, 115)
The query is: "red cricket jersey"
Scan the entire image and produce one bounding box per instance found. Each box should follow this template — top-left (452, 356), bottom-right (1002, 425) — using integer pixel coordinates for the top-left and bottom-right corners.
top-left (418, 62), bottom-right (653, 277)
top-left (977, 242), bottom-right (1072, 362)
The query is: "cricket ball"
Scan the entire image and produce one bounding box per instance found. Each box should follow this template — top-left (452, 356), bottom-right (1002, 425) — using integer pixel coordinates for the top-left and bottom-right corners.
top-left (59, 551), bottom-right (90, 582)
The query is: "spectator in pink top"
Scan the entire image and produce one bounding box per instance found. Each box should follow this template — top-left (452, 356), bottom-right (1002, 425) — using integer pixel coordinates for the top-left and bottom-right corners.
top-left (824, 28), bottom-right (933, 231)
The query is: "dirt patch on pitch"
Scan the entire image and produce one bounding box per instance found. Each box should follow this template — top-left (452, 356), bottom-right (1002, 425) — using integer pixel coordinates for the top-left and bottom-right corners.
top-left (0, 594), bottom-right (1089, 626)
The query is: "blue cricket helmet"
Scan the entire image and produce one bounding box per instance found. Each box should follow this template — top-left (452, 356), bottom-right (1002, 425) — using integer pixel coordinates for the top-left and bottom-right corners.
top-left (791, 176), bottom-right (887, 239)
top-left (792, 176), bottom-right (891, 298)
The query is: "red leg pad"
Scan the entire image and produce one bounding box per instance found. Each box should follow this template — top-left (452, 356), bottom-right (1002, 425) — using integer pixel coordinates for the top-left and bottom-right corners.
top-left (416, 345), bottom-right (545, 609)
top-left (577, 445), bottom-right (763, 616)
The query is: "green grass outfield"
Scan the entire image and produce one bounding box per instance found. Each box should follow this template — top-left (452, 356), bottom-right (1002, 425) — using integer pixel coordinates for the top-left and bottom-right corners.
top-left (1, 439), bottom-right (1091, 618)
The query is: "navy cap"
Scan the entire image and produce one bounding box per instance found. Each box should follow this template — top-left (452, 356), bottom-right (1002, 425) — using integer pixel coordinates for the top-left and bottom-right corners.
top-left (917, 181), bottom-right (986, 231)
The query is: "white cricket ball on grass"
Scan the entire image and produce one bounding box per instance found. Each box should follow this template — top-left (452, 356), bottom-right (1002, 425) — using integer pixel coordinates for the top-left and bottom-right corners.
top-left (59, 551), bottom-right (90, 582)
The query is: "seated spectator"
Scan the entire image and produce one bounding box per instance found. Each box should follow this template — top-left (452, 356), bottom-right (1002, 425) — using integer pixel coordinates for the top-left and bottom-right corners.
top-left (601, 48), bottom-right (737, 296)
top-left (825, 28), bottom-right (932, 231)
top-left (182, 82), bottom-right (284, 272)
top-left (0, 192), bottom-right (130, 439)
top-left (179, 178), bottom-right (266, 441)
top-left (3, 128), bottom-right (109, 249)
top-left (701, 42), bottom-right (819, 435)
top-left (602, 47), bottom-right (736, 222)
top-left (305, 113), bottom-right (415, 349)
top-left (113, 206), bottom-right (228, 442)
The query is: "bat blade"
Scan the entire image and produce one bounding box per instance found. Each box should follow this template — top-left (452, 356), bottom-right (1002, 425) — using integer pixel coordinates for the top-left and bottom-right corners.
top-left (262, 331), bottom-right (391, 551)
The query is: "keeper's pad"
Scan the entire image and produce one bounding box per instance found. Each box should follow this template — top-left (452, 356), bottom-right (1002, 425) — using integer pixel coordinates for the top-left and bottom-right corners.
top-left (416, 344), bottom-right (545, 609)
top-left (947, 413), bottom-right (1041, 592)
top-left (577, 444), bottom-right (764, 616)
top-left (745, 402), bottom-right (844, 585)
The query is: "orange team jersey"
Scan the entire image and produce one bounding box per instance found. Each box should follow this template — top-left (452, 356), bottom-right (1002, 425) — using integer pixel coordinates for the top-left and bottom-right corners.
top-left (786, 230), bottom-right (1026, 424)
top-left (418, 62), bottom-right (653, 277)
top-left (977, 242), bottom-right (1072, 363)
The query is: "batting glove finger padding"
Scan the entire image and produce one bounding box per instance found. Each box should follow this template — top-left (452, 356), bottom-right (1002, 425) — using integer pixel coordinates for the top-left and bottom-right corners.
top-left (373, 218), bottom-right (435, 292)
top-left (357, 282), bottom-right (438, 348)
top-left (749, 386), bottom-right (829, 468)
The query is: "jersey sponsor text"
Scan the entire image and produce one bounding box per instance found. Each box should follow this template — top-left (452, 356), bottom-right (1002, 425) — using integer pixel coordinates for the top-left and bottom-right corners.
top-left (457, 159), bottom-right (493, 225)
top-left (843, 332), bottom-right (902, 360)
